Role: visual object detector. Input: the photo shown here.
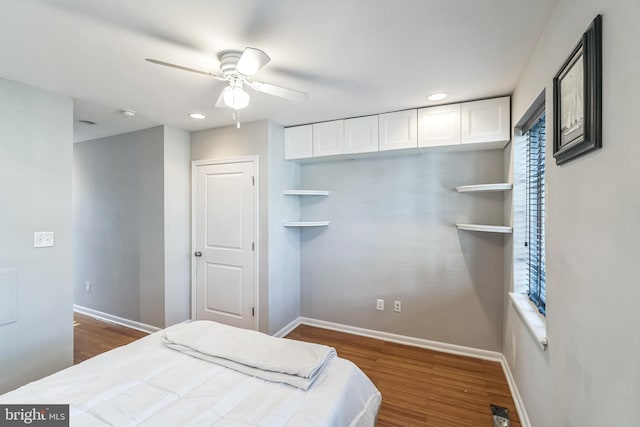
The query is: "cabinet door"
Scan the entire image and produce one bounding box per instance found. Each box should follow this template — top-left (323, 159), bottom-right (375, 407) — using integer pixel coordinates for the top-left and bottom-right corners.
top-left (284, 125), bottom-right (313, 160)
top-left (461, 96), bottom-right (510, 144)
top-left (313, 120), bottom-right (344, 157)
top-left (344, 115), bottom-right (378, 154)
top-left (379, 110), bottom-right (417, 151)
top-left (418, 104), bottom-right (461, 148)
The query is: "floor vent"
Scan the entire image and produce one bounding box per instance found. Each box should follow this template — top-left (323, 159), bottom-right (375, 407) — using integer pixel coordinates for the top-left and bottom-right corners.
top-left (491, 404), bottom-right (511, 427)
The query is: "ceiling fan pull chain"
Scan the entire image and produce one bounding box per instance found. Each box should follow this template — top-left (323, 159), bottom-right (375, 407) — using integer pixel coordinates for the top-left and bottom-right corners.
top-left (233, 110), bottom-right (241, 129)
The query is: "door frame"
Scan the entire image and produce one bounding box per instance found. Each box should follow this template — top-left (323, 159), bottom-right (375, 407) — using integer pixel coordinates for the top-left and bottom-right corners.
top-left (191, 156), bottom-right (260, 331)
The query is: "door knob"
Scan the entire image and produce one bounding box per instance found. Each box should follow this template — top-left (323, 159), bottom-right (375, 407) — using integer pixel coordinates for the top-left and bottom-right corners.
top-left (194, 251), bottom-right (202, 257)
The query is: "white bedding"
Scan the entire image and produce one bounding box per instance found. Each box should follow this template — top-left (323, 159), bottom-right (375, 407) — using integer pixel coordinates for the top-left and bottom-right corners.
top-left (1, 324), bottom-right (381, 426)
top-left (163, 321), bottom-right (336, 390)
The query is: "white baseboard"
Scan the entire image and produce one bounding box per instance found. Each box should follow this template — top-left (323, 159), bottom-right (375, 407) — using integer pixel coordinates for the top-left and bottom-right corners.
top-left (272, 317), bottom-right (302, 338)
top-left (500, 355), bottom-right (531, 427)
top-left (298, 317), bottom-right (502, 362)
top-left (73, 305), bottom-right (161, 334)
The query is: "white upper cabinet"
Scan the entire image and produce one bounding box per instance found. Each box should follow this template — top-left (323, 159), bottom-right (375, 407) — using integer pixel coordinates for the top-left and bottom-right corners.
top-left (378, 110), bottom-right (418, 151)
top-left (284, 125), bottom-right (313, 160)
top-left (418, 104), bottom-right (461, 148)
top-left (284, 97), bottom-right (510, 161)
top-left (461, 96), bottom-right (510, 144)
top-left (344, 115), bottom-right (379, 154)
top-left (312, 120), bottom-right (344, 157)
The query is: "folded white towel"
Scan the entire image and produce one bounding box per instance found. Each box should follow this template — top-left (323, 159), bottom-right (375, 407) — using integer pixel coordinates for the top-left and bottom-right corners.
top-left (163, 321), bottom-right (336, 390)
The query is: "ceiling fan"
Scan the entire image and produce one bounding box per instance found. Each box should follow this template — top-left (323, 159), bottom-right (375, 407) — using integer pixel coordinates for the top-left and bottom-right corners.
top-left (146, 47), bottom-right (308, 113)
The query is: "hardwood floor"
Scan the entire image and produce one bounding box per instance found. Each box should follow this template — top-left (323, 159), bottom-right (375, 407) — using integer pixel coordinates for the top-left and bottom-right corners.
top-left (73, 312), bottom-right (148, 364)
top-left (286, 325), bottom-right (520, 427)
top-left (74, 314), bottom-right (519, 426)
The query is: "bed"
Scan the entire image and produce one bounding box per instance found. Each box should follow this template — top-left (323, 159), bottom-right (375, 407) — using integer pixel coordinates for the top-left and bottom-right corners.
top-left (1, 321), bottom-right (381, 426)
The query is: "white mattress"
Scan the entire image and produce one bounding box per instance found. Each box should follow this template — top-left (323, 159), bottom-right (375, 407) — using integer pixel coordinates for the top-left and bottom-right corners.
top-left (1, 328), bottom-right (381, 426)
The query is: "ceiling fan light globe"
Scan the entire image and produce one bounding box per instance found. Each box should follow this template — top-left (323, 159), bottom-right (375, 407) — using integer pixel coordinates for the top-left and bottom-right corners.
top-left (223, 86), bottom-right (250, 109)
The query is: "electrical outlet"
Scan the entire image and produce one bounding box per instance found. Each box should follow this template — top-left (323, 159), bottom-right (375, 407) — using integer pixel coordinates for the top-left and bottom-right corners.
top-left (394, 301), bottom-right (402, 312)
top-left (376, 299), bottom-right (384, 311)
top-left (85, 281), bottom-right (91, 292)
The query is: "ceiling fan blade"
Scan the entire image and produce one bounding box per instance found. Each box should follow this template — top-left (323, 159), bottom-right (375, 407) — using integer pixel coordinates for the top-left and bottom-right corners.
top-left (249, 81), bottom-right (308, 102)
top-left (236, 48), bottom-right (271, 76)
top-left (145, 58), bottom-right (226, 81)
top-left (214, 89), bottom-right (227, 108)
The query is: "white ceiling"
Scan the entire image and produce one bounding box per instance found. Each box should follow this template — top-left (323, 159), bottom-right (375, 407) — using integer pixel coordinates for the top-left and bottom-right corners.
top-left (0, 0), bottom-right (558, 142)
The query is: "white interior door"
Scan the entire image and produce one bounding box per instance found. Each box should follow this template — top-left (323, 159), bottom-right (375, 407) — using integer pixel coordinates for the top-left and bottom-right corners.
top-left (193, 160), bottom-right (256, 330)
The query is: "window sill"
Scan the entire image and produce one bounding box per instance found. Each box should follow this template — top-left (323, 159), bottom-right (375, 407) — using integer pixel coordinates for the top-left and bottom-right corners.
top-left (509, 292), bottom-right (548, 351)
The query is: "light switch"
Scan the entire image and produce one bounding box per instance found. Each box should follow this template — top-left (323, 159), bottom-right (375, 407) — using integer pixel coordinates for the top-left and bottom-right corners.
top-left (34, 231), bottom-right (54, 248)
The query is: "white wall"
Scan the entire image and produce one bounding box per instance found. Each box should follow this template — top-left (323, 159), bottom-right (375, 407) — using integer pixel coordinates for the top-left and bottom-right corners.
top-left (0, 79), bottom-right (73, 393)
top-left (300, 150), bottom-right (506, 351)
top-left (163, 126), bottom-right (191, 326)
top-left (505, 1), bottom-right (640, 425)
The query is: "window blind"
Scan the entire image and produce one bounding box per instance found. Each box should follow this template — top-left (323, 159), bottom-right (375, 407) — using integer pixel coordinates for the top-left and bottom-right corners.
top-left (525, 113), bottom-right (546, 314)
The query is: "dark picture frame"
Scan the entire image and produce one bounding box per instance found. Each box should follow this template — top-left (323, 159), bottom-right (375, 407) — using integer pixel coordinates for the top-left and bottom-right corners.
top-left (553, 15), bottom-right (602, 165)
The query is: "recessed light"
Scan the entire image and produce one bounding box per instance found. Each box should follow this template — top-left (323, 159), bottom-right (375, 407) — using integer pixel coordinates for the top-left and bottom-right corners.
top-left (121, 109), bottom-right (136, 117)
top-left (189, 113), bottom-right (206, 119)
top-left (427, 92), bottom-right (449, 101)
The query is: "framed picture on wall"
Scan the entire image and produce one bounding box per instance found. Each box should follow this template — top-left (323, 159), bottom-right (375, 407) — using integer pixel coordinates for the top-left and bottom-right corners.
top-left (552, 14), bottom-right (602, 165)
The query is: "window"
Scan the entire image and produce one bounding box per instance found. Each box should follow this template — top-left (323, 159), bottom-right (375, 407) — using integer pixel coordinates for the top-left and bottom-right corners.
top-left (524, 112), bottom-right (546, 314)
top-left (512, 93), bottom-right (547, 346)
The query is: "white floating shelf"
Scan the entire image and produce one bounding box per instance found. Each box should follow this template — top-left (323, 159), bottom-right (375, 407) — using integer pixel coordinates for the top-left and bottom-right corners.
top-left (456, 223), bottom-right (513, 234)
top-left (283, 221), bottom-right (330, 227)
top-left (283, 190), bottom-right (330, 196)
top-left (456, 183), bottom-right (512, 193)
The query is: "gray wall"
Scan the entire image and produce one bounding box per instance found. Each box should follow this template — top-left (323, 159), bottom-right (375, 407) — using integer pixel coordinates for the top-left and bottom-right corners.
top-left (0, 79), bottom-right (73, 393)
top-left (267, 122), bottom-right (300, 334)
top-left (73, 126), bottom-right (166, 327)
top-left (300, 151), bottom-right (505, 351)
top-left (163, 126), bottom-right (191, 326)
top-left (191, 120), bottom-right (300, 334)
top-left (504, 1), bottom-right (640, 425)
